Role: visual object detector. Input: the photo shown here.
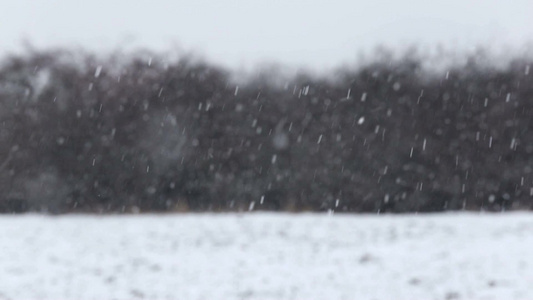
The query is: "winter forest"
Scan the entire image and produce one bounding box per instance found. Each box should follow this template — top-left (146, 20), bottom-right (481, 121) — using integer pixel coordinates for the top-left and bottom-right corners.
top-left (0, 50), bottom-right (532, 214)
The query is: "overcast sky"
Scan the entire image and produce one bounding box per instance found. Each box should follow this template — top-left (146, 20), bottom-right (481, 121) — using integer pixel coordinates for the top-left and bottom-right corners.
top-left (1, 0), bottom-right (532, 70)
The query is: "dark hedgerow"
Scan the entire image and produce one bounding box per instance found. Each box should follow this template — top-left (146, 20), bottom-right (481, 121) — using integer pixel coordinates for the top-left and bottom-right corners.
top-left (0, 49), bottom-right (532, 213)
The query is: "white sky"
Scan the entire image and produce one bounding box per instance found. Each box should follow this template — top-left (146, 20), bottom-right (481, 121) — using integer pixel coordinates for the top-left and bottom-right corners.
top-left (1, 0), bottom-right (532, 70)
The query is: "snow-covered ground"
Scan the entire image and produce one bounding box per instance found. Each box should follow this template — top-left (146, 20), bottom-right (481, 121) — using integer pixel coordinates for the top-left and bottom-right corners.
top-left (0, 213), bottom-right (532, 300)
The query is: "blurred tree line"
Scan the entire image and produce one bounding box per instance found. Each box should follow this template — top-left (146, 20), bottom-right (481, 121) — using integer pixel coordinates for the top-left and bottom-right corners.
top-left (0, 49), bottom-right (532, 213)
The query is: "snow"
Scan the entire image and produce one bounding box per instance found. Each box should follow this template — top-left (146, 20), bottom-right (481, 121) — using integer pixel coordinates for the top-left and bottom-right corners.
top-left (0, 213), bottom-right (532, 300)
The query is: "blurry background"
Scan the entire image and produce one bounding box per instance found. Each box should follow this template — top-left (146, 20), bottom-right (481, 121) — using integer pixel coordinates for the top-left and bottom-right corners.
top-left (1, 0), bottom-right (533, 214)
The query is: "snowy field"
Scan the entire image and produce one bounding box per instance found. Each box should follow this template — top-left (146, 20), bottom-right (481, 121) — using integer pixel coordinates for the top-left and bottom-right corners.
top-left (0, 213), bottom-right (532, 300)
